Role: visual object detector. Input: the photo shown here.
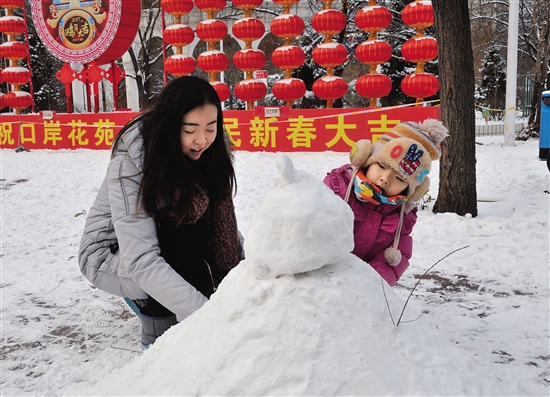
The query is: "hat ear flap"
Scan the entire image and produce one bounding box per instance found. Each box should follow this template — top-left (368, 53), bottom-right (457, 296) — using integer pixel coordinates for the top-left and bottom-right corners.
top-left (349, 140), bottom-right (373, 168)
top-left (408, 177), bottom-right (430, 203)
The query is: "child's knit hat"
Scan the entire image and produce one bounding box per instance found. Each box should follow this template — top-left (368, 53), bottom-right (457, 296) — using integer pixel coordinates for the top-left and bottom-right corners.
top-left (349, 118), bottom-right (448, 203)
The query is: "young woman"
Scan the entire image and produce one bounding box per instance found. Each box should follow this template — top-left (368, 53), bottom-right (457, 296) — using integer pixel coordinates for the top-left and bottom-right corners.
top-left (78, 76), bottom-right (243, 348)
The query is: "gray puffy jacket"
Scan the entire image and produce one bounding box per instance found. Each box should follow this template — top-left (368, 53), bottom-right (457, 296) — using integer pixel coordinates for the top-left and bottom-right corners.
top-left (78, 124), bottom-right (208, 321)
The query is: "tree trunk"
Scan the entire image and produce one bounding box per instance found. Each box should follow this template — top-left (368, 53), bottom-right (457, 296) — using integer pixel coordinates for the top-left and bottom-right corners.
top-left (432, 1), bottom-right (478, 217)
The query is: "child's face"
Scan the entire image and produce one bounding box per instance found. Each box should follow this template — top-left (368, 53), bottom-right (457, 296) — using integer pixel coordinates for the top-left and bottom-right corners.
top-left (366, 162), bottom-right (409, 197)
top-left (180, 104), bottom-right (218, 161)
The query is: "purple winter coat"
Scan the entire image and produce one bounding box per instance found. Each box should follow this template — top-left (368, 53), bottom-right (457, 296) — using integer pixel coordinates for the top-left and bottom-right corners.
top-left (324, 164), bottom-right (417, 286)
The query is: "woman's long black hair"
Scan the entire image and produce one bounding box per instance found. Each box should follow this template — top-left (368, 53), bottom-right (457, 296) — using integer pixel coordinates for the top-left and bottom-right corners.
top-left (112, 76), bottom-right (236, 224)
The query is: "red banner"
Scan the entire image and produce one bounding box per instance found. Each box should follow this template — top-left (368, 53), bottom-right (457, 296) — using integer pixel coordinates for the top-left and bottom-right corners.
top-left (0, 106), bottom-right (439, 152)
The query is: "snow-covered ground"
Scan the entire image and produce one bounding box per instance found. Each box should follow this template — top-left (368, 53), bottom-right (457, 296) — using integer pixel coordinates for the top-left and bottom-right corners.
top-left (1, 135), bottom-right (549, 396)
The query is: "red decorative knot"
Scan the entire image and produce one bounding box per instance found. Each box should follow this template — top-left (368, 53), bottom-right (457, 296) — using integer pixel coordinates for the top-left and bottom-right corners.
top-left (402, 0), bottom-right (434, 30)
top-left (272, 78), bottom-right (306, 103)
top-left (355, 5), bottom-right (392, 33)
top-left (161, 0), bottom-right (194, 16)
top-left (312, 42), bottom-right (348, 69)
top-left (232, 18), bottom-right (265, 42)
top-left (232, 0), bottom-right (264, 10)
top-left (196, 19), bottom-right (228, 43)
top-left (195, 0), bottom-right (227, 14)
top-left (0, 16), bottom-right (26, 36)
top-left (312, 9), bottom-right (346, 36)
top-left (0, 41), bottom-right (28, 61)
top-left (400, 72), bottom-right (439, 98)
top-left (271, 45), bottom-right (305, 70)
top-left (312, 76), bottom-right (348, 101)
top-left (356, 74), bottom-right (392, 98)
top-left (2, 66), bottom-right (30, 86)
top-left (234, 79), bottom-right (267, 102)
top-left (233, 49), bottom-right (266, 72)
top-left (165, 54), bottom-right (196, 77)
top-left (270, 14), bottom-right (305, 39)
top-left (197, 50), bottom-right (230, 74)
top-left (401, 36), bottom-right (438, 63)
top-left (355, 39), bottom-right (392, 65)
top-left (211, 81), bottom-right (231, 102)
top-left (164, 24), bottom-right (195, 48)
top-left (3, 90), bottom-right (32, 111)
top-left (56, 63), bottom-right (78, 85)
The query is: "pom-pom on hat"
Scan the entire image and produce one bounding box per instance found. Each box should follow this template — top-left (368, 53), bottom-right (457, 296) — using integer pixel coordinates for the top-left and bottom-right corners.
top-left (350, 118), bottom-right (448, 203)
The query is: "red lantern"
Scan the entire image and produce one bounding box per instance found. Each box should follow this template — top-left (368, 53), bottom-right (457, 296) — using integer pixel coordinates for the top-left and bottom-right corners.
top-left (0, 41), bottom-right (28, 61)
top-left (356, 74), bottom-right (392, 98)
top-left (355, 40), bottom-right (392, 65)
top-left (0, 68), bottom-right (3, 84)
top-left (402, 36), bottom-right (438, 63)
top-left (233, 49), bottom-right (266, 72)
top-left (355, 5), bottom-right (392, 32)
top-left (163, 24), bottom-right (194, 48)
top-left (165, 54), bottom-right (196, 77)
top-left (271, 45), bottom-right (305, 70)
top-left (272, 78), bottom-right (306, 103)
top-left (402, 0), bottom-right (434, 29)
top-left (0, 0), bottom-right (23, 12)
top-left (232, 18), bottom-right (265, 42)
top-left (312, 76), bottom-right (348, 101)
top-left (270, 14), bottom-right (305, 39)
top-left (312, 43), bottom-right (348, 68)
top-left (195, 0), bottom-right (227, 13)
top-left (272, 0), bottom-right (299, 5)
top-left (232, 0), bottom-right (264, 10)
top-left (3, 90), bottom-right (32, 112)
top-left (401, 72), bottom-right (439, 98)
top-left (196, 19), bottom-right (228, 43)
top-left (211, 81), bottom-right (231, 102)
top-left (161, 0), bottom-right (194, 16)
top-left (0, 16), bottom-right (26, 36)
top-left (312, 9), bottom-right (346, 36)
top-left (2, 66), bottom-right (30, 87)
top-left (234, 79), bottom-right (267, 102)
top-left (198, 50), bottom-right (230, 73)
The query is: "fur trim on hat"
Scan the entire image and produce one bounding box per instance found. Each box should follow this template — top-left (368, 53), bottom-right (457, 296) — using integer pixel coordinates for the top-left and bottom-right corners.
top-left (407, 176), bottom-right (430, 203)
top-left (349, 140), bottom-right (372, 168)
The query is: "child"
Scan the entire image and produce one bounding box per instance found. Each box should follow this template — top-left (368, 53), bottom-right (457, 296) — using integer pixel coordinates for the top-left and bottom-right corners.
top-left (78, 76), bottom-right (243, 348)
top-left (324, 119), bottom-right (448, 286)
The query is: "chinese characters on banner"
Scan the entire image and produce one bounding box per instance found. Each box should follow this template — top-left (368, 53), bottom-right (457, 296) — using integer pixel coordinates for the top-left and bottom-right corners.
top-left (0, 106), bottom-right (439, 152)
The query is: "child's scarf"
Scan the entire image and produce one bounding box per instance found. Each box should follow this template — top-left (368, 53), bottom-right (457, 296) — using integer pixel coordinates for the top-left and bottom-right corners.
top-left (353, 169), bottom-right (407, 206)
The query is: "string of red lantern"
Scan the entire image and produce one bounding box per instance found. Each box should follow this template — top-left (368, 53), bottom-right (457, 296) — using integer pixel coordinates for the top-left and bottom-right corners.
top-left (270, 0), bottom-right (306, 107)
top-left (0, 0), bottom-right (32, 114)
top-left (400, 0), bottom-right (439, 103)
top-left (232, 0), bottom-right (267, 110)
top-left (195, 0), bottom-right (231, 102)
top-left (354, 0), bottom-right (393, 107)
top-left (311, 0), bottom-right (348, 108)
top-left (162, 0), bottom-right (196, 78)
